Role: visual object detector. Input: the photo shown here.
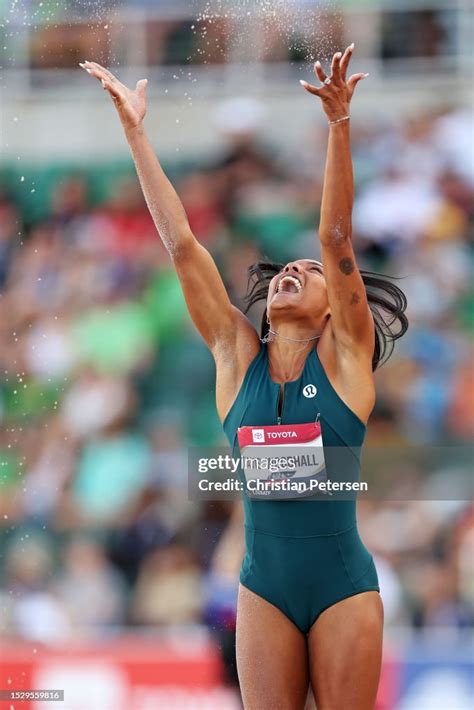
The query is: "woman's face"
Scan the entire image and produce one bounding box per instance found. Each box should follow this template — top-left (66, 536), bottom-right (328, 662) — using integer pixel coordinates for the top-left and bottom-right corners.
top-left (266, 259), bottom-right (329, 323)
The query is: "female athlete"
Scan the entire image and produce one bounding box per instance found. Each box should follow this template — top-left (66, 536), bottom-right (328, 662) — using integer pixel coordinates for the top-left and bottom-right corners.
top-left (81, 44), bottom-right (408, 709)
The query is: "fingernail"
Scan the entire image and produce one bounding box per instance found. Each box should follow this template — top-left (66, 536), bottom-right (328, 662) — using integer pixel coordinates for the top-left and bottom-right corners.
top-left (315, 60), bottom-right (321, 67)
top-left (299, 80), bottom-right (308, 86)
top-left (364, 72), bottom-right (370, 77)
top-left (349, 43), bottom-right (355, 50)
top-left (335, 52), bottom-right (342, 58)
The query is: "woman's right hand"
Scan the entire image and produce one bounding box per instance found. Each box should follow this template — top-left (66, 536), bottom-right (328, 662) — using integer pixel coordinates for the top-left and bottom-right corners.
top-left (80, 61), bottom-right (148, 131)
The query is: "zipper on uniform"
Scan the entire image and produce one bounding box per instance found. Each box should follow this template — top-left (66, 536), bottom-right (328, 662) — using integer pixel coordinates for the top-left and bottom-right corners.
top-left (276, 384), bottom-right (285, 425)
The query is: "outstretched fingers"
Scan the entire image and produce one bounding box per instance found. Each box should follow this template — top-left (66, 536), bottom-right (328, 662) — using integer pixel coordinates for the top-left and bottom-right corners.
top-left (311, 47), bottom-right (351, 88)
top-left (330, 51), bottom-right (343, 84)
top-left (135, 78), bottom-right (148, 98)
top-left (83, 60), bottom-right (117, 81)
top-left (299, 79), bottom-right (322, 97)
top-left (300, 44), bottom-right (368, 108)
top-left (303, 50), bottom-right (346, 95)
top-left (347, 72), bottom-right (369, 97)
top-left (80, 60), bottom-right (124, 101)
top-left (80, 61), bottom-right (105, 81)
top-left (313, 60), bottom-right (327, 84)
top-left (339, 43), bottom-right (354, 82)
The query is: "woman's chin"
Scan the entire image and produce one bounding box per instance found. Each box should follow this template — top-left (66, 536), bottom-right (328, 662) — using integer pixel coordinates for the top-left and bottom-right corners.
top-left (268, 291), bottom-right (304, 316)
top-left (271, 290), bottom-right (302, 305)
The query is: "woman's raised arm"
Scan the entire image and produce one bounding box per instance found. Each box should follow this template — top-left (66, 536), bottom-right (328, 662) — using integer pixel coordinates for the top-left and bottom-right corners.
top-left (300, 47), bottom-right (373, 357)
top-left (80, 61), bottom-right (257, 355)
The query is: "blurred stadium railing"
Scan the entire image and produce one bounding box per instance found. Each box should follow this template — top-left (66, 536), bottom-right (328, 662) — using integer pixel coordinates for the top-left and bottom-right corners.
top-left (2, 0), bottom-right (473, 160)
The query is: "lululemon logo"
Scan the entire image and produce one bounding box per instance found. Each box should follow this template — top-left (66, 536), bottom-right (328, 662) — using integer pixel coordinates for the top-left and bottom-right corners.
top-left (303, 384), bottom-right (317, 398)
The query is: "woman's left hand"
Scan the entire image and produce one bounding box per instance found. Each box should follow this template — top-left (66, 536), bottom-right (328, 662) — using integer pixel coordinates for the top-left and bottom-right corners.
top-left (300, 45), bottom-right (368, 123)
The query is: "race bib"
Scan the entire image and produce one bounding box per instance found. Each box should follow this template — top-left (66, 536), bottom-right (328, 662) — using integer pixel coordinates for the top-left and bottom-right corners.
top-left (237, 422), bottom-right (327, 499)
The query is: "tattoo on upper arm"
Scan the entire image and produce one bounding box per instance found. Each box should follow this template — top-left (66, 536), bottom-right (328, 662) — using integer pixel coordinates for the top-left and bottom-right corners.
top-left (350, 291), bottom-right (360, 305)
top-left (339, 257), bottom-right (354, 275)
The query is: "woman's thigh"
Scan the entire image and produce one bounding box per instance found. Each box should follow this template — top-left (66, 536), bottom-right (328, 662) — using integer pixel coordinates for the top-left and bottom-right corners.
top-left (308, 591), bottom-right (383, 710)
top-left (236, 584), bottom-right (310, 710)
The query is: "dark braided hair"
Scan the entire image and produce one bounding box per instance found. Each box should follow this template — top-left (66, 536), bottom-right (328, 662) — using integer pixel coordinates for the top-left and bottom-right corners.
top-left (244, 261), bottom-right (409, 371)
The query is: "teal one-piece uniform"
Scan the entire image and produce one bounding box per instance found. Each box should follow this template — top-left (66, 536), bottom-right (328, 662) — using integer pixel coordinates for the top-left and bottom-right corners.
top-left (223, 342), bottom-right (379, 634)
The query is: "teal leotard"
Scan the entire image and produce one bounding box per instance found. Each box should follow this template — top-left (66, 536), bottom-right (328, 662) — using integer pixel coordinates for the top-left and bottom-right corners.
top-left (223, 342), bottom-right (379, 634)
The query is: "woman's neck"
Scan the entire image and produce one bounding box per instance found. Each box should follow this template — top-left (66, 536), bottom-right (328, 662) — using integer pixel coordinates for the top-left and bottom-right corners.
top-left (267, 331), bottom-right (316, 383)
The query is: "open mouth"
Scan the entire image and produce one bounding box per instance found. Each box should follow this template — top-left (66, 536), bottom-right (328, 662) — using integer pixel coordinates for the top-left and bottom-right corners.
top-left (277, 275), bottom-right (303, 294)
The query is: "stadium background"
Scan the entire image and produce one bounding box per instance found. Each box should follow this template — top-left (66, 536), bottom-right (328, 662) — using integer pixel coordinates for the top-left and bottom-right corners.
top-left (0, 0), bottom-right (473, 708)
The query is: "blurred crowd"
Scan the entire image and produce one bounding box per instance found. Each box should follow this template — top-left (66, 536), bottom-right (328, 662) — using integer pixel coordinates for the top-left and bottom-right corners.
top-left (0, 102), bottom-right (472, 659)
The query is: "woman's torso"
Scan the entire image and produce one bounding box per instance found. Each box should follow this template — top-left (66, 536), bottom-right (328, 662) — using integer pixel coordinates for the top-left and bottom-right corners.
top-left (223, 342), bottom-right (367, 537)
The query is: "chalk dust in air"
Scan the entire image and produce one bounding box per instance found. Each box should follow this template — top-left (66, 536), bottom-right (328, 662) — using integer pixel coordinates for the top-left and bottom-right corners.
top-left (194, 0), bottom-right (343, 68)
